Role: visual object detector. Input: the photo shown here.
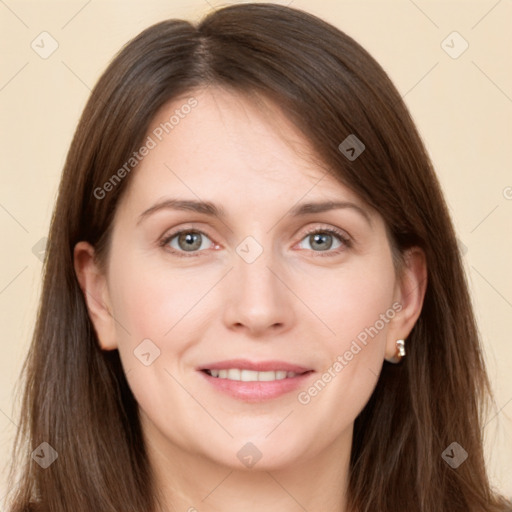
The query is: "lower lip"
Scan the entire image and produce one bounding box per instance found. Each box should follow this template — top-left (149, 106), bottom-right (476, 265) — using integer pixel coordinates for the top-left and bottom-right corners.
top-left (199, 370), bottom-right (315, 402)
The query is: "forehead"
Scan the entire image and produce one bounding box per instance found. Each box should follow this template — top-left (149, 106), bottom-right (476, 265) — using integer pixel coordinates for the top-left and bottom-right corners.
top-left (118, 86), bottom-right (367, 217)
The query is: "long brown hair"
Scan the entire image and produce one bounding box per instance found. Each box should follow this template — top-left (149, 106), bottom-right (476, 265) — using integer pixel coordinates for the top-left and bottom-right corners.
top-left (7, 3), bottom-right (511, 511)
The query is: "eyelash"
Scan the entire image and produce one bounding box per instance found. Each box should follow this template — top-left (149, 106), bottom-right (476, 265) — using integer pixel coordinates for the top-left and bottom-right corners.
top-left (298, 227), bottom-right (352, 257)
top-left (159, 226), bottom-right (352, 258)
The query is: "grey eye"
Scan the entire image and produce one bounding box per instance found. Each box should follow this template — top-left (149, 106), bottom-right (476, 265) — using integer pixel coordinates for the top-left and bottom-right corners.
top-left (298, 231), bottom-right (343, 252)
top-left (167, 231), bottom-right (213, 252)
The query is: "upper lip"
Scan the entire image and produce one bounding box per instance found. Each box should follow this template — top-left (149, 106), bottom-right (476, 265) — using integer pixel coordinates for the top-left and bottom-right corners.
top-left (198, 359), bottom-right (313, 374)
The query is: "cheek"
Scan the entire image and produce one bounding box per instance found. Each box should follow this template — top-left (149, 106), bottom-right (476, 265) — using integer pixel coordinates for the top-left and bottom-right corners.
top-left (105, 256), bottom-right (202, 415)
top-left (108, 250), bottom-right (203, 336)
top-left (106, 250), bottom-right (220, 381)
top-left (296, 255), bottom-right (396, 405)
top-left (303, 255), bottom-right (396, 347)
top-left (337, 275), bottom-right (395, 345)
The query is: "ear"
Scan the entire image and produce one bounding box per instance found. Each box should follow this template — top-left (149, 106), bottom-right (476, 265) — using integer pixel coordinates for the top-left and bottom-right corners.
top-left (73, 241), bottom-right (118, 350)
top-left (384, 247), bottom-right (427, 363)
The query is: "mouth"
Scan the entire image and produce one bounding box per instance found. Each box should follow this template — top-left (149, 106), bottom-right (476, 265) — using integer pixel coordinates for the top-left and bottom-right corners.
top-left (201, 368), bottom-right (312, 381)
top-left (197, 359), bottom-right (315, 401)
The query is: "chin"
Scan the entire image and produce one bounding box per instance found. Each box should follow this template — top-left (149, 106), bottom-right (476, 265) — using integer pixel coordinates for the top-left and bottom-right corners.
top-left (202, 436), bottom-right (306, 472)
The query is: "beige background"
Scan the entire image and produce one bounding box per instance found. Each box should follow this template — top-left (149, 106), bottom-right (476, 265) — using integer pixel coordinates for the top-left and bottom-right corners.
top-left (1, 0), bottom-right (511, 504)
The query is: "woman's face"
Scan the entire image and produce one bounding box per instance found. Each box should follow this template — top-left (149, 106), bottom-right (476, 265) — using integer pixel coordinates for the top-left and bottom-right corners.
top-left (77, 86), bottom-right (424, 471)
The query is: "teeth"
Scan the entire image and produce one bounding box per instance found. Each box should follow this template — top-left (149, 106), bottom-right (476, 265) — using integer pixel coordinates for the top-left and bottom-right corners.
top-left (258, 371), bottom-right (276, 381)
top-left (206, 369), bottom-right (299, 381)
top-left (241, 369), bottom-right (259, 381)
top-left (227, 369), bottom-right (240, 380)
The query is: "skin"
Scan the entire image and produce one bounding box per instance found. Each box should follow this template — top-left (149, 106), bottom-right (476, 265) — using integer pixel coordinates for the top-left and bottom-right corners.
top-left (74, 86), bottom-right (427, 512)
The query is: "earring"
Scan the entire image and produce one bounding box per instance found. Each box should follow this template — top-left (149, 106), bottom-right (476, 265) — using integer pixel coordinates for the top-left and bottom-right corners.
top-left (389, 339), bottom-right (406, 363)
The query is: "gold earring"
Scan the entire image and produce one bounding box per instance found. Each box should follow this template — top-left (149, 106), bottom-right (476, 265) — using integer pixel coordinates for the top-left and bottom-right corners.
top-left (389, 339), bottom-right (406, 363)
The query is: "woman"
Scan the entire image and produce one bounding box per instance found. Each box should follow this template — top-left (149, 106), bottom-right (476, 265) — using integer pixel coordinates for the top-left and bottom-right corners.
top-left (7, 3), bottom-right (511, 511)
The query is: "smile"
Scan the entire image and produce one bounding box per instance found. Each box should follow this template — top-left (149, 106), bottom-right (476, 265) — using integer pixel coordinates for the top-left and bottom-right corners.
top-left (203, 369), bottom-right (304, 381)
top-left (198, 359), bottom-right (315, 401)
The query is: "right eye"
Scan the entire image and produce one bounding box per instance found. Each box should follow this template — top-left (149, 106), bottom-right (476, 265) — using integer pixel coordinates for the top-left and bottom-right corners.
top-left (160, 229), bottom-right (217, 257)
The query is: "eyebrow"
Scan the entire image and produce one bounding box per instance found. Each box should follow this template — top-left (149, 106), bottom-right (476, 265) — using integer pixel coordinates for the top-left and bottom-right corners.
top-left (137, 198), bottom-right (372, 226)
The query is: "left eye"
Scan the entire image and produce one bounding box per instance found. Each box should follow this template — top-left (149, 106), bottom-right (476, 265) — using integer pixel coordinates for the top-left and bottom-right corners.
top-left (297, 229), bottom-right (348, 253)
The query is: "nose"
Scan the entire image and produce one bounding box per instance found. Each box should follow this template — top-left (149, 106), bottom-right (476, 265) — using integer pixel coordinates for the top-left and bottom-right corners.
top-left (222, 244), bottom-right (296, 337)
